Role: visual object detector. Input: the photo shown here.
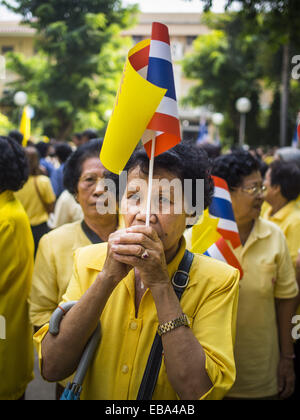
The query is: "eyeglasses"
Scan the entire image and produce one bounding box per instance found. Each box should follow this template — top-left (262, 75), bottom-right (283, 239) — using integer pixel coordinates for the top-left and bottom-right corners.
top-left (79, 173), bottom-right (104, 189)
top-left (240, 184), bottom-right (267, 196)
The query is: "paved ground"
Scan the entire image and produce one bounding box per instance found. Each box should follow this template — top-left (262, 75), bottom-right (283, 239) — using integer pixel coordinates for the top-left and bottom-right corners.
top-left (25, 350), bottom-right (56, 400)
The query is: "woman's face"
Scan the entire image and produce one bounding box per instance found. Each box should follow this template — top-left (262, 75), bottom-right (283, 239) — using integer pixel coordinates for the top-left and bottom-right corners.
top-left (121, 166), bottom-right (187, 255)
top-left (230, 171), bottom-right (265, 226)
top-left (76, 157), bottom-right (108, 220)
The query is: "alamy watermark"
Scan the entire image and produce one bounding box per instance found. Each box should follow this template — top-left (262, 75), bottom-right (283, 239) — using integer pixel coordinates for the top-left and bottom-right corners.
top-left (94, 172), bottom-right (205, 226)
top-left (291, 55), bottom-right (300, 80)
top-left (0, 55), bottom-right (6, 80)
top-left (0, 315), bottom-right (6, 340)
top-left (292, 315), bottom-right (300, 340)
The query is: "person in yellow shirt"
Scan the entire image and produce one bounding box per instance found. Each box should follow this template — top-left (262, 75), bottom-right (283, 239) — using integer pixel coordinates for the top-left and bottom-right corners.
top-left (15, 146), bottom-right (56, 255)
top-left (262, 159), bottom-right (300, 400)
top-left (0, 136), bottom-right (34, 400)
top-left (29, 139), bottom-right (120, 399)
top-left (212, 150), bottom-right (299, 400)
top-left (34, 143), bottom-right (240, 400)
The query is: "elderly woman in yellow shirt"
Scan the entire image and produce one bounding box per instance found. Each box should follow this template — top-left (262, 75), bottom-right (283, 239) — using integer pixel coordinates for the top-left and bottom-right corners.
top-left (0, 136), bottom-right (35, 400)
top-left (262, 159), bottom-right (300, 400)
top-left (34, 143), bottom-right (240, 400)
top-left (212, 150), bottom-right (299, 400)
top-left (29, 139), bottom-right (120, 330)
top-left (15, 146), bottom-right (56, 255)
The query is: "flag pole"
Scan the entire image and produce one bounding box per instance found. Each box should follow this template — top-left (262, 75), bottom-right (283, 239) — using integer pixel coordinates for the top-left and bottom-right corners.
top-left (146, 137), bottom-right (155, 227)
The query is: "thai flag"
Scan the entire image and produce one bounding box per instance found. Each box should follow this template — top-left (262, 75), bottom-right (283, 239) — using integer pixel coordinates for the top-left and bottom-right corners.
top-left (204, 176), bottom-right (243, 278)
top-left (142, 22), bottom-right (181, 157)
top-left (196, 118), bottom-right (209, 145)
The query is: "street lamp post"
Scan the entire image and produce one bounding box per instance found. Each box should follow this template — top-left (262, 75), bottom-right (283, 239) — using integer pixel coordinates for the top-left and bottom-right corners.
top-left (235, 97), bottom-right (251, 147)
top-left (212, 112), bottom-right (224, 143)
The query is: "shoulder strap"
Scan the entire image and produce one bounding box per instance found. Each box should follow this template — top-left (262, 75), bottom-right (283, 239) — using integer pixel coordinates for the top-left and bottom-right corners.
top-left (136, 249), bottom-right (194, 400)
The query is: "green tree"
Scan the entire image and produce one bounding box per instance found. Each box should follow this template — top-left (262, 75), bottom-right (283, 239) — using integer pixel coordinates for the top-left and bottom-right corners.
top-left (1, 0), bottom-right (138, 139)
top-left (182, 13), bottom-right (264, 146)
top-left (188, 0), bottom-right (300, 146)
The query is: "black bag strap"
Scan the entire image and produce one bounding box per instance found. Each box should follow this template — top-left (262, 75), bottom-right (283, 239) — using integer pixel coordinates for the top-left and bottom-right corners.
top-left (136, 249), bottom-right (194, 400)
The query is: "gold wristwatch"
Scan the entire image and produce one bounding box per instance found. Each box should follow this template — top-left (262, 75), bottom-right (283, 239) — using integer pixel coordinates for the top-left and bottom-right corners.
top-left (157, 314), bottom-right (190, 336)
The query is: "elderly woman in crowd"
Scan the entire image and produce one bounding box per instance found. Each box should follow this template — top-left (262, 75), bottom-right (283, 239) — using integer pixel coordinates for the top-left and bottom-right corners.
top-left (212, 150), bottom-right (299, 400)
top-left (29, 139), bottom-right (120, 329)
top-left (15, 146), bottom-right (56, 255)
top-left (29, 139), bottom-right (120, 398)
top-left (34, 142), bottom-right (240, 400)
top-left (0, 136), bottom-right (34, 400)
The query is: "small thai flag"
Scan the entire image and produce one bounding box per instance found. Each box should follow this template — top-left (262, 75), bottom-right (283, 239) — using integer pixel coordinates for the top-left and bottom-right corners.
top-left (209, 176), bottom-right (242, 249)
top-left (204, 237), bottom-right (243, 278)
top-left (143, 22), bottom-right (181, 157)
top-left (204, 176), bottom-right (243, 278)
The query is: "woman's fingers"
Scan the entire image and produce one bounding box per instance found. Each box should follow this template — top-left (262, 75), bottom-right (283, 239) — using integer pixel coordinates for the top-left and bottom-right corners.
top-left (111, 243), bottom-right (145, 257)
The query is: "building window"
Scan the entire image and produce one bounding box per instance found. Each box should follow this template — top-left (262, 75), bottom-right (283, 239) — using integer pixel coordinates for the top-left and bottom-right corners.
top-left (132, 36), bottom-right (143, 44)
top-left (1, 46), bottom-right (14, 54)
top-left (186, 36), bottom-right (197, 46)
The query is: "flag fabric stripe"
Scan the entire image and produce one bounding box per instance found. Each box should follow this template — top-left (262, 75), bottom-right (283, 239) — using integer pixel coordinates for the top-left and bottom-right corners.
top-left (147, 112), bottom-right (181, 138)
top-left (204, 242), bottom-right (226, 262)
top-left (155, 96), bottom-right (179, 119)
top-left (209, 197), bottom-right (236, 222)
top-left (147, 57), bottom-right (177, 100)
top-left (149, 40), bottom-right (172, 63)
top-left (213, 186), bottom-right (232, 202)
top-left (212, 176), bottom-right (229, 190)
top-left (151, 23), bottom-right (170, 44)
top-left (129, 45), bottom-right (150, 71)
top-left (143, 133), bottom-right (180, 158)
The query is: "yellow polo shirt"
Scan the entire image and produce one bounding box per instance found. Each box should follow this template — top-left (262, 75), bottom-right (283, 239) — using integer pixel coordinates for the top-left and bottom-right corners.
top-left (34, 238), bottom-right (240, 400)
top-left (15, 175), bottom-right (55, 226)
top-left (262, 200), bottom-right (300, 266)
top-left (226, 217), bottom-right (298, 399)
top-left (0, 191), bottom-right (34, 400)
top-left (29, 220), bottom-right (91, 327)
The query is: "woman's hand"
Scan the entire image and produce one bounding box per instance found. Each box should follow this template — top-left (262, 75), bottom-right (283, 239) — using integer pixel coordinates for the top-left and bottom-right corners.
top-left (101, 230), bottom-right (132, 288)
top-left (110, 225), bottom-right (170, 290)
top-left (278, 356), bottom-right (295, 399)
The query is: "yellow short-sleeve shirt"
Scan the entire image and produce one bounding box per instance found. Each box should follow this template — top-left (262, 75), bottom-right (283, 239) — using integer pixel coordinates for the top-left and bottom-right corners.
top-left (29, 220), bottom-right (91, 327)
top-left (34, 238), bottom-right (240, 400)
top-left (0, 191), bottom-right (35, 400)
top-left (226, 217), bottom-right (298, 399)
top-left (15, 175), bottom-right (55, 226)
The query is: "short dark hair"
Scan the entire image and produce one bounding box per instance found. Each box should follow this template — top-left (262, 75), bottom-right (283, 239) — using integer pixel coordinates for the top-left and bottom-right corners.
top-left (54, 142), bottom-right (73, 163)
top-left (81, 129), bottom-right (98, 141)
top-left (212, 150), bottom-right (261, 189)
top-left (124, 142), bottom-right (214, 212)
top-left (269, 160), bottom-right (300, 202)
top-left (0, 136), bottom-right (29, 192)
top-left (8, 130), bottom-right (24, 146)
top-left (63, 138), bottom-right (119, 198)
top-left (35, 141), bottom-right (50, 158)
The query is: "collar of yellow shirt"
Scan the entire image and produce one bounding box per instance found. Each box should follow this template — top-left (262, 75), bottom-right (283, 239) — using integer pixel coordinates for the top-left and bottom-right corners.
top-left (0, 190), bottom-right (14, 208)
top-left (266, 200), bottom-right (298, 222)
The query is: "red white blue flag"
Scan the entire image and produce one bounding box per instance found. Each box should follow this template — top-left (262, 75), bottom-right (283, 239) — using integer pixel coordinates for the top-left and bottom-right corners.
top-left (142, 22), bottom-right (181, 157)
top-left (204, 176), bottom-right (243, 278)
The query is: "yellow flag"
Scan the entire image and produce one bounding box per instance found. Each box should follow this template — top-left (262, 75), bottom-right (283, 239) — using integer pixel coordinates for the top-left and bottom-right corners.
top-left (184, 209), bottom-right (221, 254)
top-left (20, 106), bottom-right (31, 147)
top-left (100, 39), bottom-right (167, 174)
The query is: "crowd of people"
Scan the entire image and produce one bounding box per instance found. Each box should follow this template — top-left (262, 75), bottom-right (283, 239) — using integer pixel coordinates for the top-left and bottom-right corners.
top-left (0, 128), bottom-right (299, 400)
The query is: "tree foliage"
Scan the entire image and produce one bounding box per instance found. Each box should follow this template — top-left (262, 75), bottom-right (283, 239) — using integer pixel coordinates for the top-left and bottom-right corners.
top-left (182, 1), bottom-right (300, 146)
top-left (1, 0), bottom-right (138, 139)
